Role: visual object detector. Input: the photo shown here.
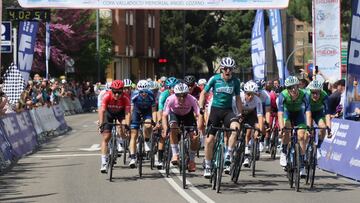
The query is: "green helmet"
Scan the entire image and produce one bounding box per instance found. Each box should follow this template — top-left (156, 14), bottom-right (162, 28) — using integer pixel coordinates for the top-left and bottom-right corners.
top-left (284, 76), bottom-right (299, 87)
top-left (307, 80), bottom-right (323, 90)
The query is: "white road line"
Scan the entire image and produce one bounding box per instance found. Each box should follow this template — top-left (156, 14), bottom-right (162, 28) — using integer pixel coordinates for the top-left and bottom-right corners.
top-left (79, 144), bottom-right (101, 151)
top-left (170, 167), bottom-right (215, 203)
top-left (158, 169), bottom-right (198, 203)
top-left (31, 154), bottom-right (100, 158)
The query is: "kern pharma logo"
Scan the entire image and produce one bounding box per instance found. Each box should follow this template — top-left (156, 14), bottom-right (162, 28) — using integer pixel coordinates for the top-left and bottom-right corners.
top-left (316, 45), bottom-right (339, 57)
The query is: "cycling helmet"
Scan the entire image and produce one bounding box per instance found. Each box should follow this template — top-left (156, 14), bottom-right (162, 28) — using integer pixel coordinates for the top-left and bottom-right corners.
top-left (149, 81), bottom-right (160, 90)
top-left (184, 75), bottom-right (196, 85)
top-left (256, 80), bottom-right (266, 90)
top-left (110, 80), bottom-right (124, 90)
top-left (307, 80), bottom-right (323, 90)
top-left (243, 81), bottom-right (259, 93)
top-left (174, 83), bottom-right (189, 94)
top-left (284, 76), bottom-right (300, 87)
top-left (137, 80), bottom-right (150, 90)
top-left (165, 77), bottom-right (179, 88)
top-left (198, 78), bottom-right (207, 85)
top-left (220, 57), bottom-right (236, 68)
top-left (240, 82), bottom-right (245, 90)
top-left (160, 76), bottom-right (167, 82)
top-left (147, 78), bottom-right (153, 82)
top-left (123, 78), bottom-right (132, 87)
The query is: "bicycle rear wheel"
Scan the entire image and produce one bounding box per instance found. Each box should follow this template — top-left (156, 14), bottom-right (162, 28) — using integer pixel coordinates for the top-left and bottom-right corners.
top-left (123, 138), bottom-right (128, 165)
top-left (251, 139), bottom-right (258, 177)
top-left (270, 130), bottom-right (278, 160)
top-left (164, 138), bottom-right (171, 177)
top-left (138, 133), bottom-right (144, 178)
top-left (294, 143), bottom-right (301, 192)
top-left (180, 134), bottom-right (186, 189)
top-left (150, 134), bottom-right (156, 170)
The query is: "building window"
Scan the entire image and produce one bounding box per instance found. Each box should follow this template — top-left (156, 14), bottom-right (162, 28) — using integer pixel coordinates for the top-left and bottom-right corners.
top-left (148, 14), bottom-right (152, 28)
top-left (152, 15), bottom-right (155, 28)
top-left (126, 12), bottom-right (129, 25)
top-left (148, 47), bottom-right (152, 57)
top-left (296, 39), bottom-right (304, 46)
top-left (129, 11), bottom-right (134, 26)
top-left (296, 24), bottom-right (304, 32)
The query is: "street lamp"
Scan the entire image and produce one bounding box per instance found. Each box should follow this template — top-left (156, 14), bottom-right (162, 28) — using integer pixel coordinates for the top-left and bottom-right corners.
top-left (285, 45), bottom-right (313, 74)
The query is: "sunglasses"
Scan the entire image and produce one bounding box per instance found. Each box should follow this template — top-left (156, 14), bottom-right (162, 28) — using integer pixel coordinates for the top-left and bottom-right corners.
top-left (139, 90), bottom-right (148, 94)
top-left (112, 89), bottom-right (123, 95)
top-left (311, 91), bottom-right (320, 95)
top-left (175, 93), bottom-right (188, 98)
top-left (222, 67), bottom-right (233, 72)
top-left (245, 92), bottom-right (254, 96)
top-left (287, 85), bottom-right (298, 90)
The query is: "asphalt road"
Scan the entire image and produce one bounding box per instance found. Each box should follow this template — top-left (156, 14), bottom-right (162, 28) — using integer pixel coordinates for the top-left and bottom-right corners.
top-left (0, 113), bottom-right (359, 203)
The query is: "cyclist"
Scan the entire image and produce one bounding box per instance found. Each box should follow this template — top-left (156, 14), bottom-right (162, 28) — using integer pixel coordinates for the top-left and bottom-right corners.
top-left (159, 76), bottom-right (167, 93)
top-left (198, 78), bottom-right (207, 91)
top-left (266, 80), bottom-right (279, 153)
top-left (255, 80), bottom-right (271, 152)
top-left (278, 76), bottom-right (312, 178)
top-left (184, 75), bottom-right (202, 100)
top-left (156, 77), bottom-right (179, 168)
top-left (306, 80), bottom-right (332, 158)
top-left (198, 57), bottom-right (243, 178)
top-left (129, 80), bottom-right (156, 168)
top-left (162, 83), bottom-right (200, 172)
top-left (97, 82), bottom-right (112, 109)
top-left (98, 80), bottom-right (131, 173)
top-left (233, 81), bottom-right (264, 167)
top-left (123, 78), bottom-right (133, 99)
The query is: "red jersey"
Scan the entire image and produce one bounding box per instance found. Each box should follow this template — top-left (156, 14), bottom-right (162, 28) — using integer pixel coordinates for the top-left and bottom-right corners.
top-left (269, 90), bottom-right (278, 112)
top-left (190, 86), bottom-right (202, 100)
top-left (123, 92), bottom-right (131, 100)
top-left (101, 91), bottom-right (131, 114)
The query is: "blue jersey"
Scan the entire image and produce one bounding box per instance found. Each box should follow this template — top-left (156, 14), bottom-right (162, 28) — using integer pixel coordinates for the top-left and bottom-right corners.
top-left (131, 90), bottom-right (156, 110)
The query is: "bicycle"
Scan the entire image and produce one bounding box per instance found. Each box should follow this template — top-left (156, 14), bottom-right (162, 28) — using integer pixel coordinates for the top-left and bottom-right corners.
top-left (269, 112), bottom-right (279, 160)
top-left (162, 133), bottom-right (172, 177)
top-left (137, 119), bottom-right (154, 178)
top-left (248, 126), bottom-right (262, 177)
top-left (305, 127), bottom-right (328, 188)
top-left (230, 123), bottom-right (253, 183)
top-left (207, 124), bottom-right (239, 193)
top-left (171, 122), bottom-right (197, 189)
top-left (149, 129), bottom-right (160, 170)
top-left (102, 122), bottom-right (123, 182)
top-left (283, 126), bottom-right (307, 192)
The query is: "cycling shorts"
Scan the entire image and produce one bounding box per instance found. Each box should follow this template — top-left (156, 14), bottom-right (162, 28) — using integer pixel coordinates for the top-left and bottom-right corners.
top-left (283, 110), bottom-right (306, 128)
top-left (130, 107), bottom-right (153, 129)
top-left (243, 110), bottom-right (258, 127)
top-left (103, 110), bottom-right (125, 132)
top-left (207, 106), bottom-right (239, 135)
top-left (169, 110), bottom-right (196, 127)
top-left (312, 110), bottom-right (326, 124)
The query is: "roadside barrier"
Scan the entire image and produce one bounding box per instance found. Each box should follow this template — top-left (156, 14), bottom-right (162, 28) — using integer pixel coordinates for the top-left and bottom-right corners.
top-left (0, 105), bottom-right (70, 173)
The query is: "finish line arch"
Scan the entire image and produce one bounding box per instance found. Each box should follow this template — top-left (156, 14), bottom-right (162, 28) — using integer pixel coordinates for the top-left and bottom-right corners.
top-left (18, 0), bottom-right (289, 10)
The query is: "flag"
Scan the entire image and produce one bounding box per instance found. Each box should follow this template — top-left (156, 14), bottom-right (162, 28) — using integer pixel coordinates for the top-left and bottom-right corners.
top-left (3, 65), bottom-right (25, 105)
top-left (251, 10), bottom-right (266, 81)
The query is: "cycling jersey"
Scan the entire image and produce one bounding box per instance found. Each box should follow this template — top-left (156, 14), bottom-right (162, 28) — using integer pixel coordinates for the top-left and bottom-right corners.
top-left (158, 89), bottom-right (171, 111)
top-left (101, 91), bottom-right (131, 114)
top-left (307, 89), bottom-right (329, 124)
top-left (163, 94), bottom-right (199, 116)
top-left (97, 89), bottom-right (109, 108)
top-left (204, 74), bottom-right (240, 109)
top-left (277, 89), bottom-right (310, 113)
top-left (131, 89), bottom-right (156, 109)
top-left (257, 90), bottom-right (271, 107)
top-left (236, 92), bottom-right (263, 116)
top-left (268, 90), bottom-right (278, 112)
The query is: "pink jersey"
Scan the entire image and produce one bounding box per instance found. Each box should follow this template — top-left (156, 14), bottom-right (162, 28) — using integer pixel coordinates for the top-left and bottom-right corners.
top-left (163, 94), bottom-right (200, 116)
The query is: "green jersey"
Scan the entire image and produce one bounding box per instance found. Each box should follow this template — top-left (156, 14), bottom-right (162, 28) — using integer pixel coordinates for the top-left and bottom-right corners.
top-left (158, 89), bottom-right (170, 111)
top-left (204, 74), bottom-right (240, 109)
top-left (278, 89), bottom-right (311, 112)
top-left (306, 89), bottom-right (329, 113)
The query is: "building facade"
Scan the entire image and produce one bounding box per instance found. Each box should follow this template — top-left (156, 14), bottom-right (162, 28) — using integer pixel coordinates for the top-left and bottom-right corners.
top-left (106, 10), bottom-right (160, 82)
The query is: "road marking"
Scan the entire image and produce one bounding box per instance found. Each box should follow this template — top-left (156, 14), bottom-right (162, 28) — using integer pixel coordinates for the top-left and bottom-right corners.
top-left (31, 153), bottom-right (100, 158)
top-left (79, 144), bottom-right (101, 151)
top-left (170, 167), bottom-right (215, 203)
top-left (158, 169), bottom-right (198, 203)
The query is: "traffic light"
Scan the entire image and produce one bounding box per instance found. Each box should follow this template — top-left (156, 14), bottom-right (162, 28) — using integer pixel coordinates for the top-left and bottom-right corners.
top-left (308, 32), bottom-right (313, 44)
top-left (158, 58), bottom-right (168, 63)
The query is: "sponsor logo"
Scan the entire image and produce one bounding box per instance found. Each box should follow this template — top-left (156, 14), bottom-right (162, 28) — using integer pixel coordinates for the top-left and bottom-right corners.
top-left (217, 87), bottom-right (234, 94)
top-left (316, 46), bottom-right (339, 56)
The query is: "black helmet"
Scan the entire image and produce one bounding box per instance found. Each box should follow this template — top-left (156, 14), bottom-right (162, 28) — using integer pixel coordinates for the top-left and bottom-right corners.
top-left (184, 75), bottom-right (196, 85)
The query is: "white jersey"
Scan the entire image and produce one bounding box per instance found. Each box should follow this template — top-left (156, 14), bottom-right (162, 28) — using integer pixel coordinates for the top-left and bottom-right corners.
top-left (257, 89), bottom-right (271, 106)
top-left (232, 92), bottom-right (263, 116)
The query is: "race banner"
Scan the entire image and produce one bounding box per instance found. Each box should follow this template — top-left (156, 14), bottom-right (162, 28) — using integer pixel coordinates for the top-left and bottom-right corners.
top-left (318, 118), bottom-right (360, 181)
top-left (268, 9), bottom-right (288, 84)
top-left (52, 105), bottom-right (69, 132)
top-left (18, 21), bottom-right (39, 82)
top-left (0, 124), bottom-right (15, 164)
top-left (313, 0), bottom-right (341, 84)
top-left (345, 0), bottom-right (360, 119)
top-left (0, 112), bottom-right (38, 158)
top-left (251, 10), bottom-right (265, 81)
top-left (18, 0), bottom-right (289, 9)
top-left (45, 22), bottom-right (50, 79)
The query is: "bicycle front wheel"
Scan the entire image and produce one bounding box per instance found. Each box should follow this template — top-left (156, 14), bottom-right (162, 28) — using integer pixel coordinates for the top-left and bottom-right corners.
top-left (150, 135), bottom-right (155, 170)
top-left (287, 143), bottom-right (294, 188)
top-left (109, 136), bottom-right (117, 182)
top-left (138, 134), bottom-right (144, 178)
top-left (252, 140), bottom-right (258, 177)
top-left (180, 134), bottom-right (187, 189)
top-left (232, 141), bottom-right (245, 183)
top-left (308, 143), bottom-right (317, 189)
top-left (294, 143), bottom-right (301, 192)
top-left (216, 143), bottom-right (224, 193)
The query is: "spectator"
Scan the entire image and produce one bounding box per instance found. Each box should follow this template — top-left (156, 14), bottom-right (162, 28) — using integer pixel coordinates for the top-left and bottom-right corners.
top-left (328, 79), bottom-right (345, 118)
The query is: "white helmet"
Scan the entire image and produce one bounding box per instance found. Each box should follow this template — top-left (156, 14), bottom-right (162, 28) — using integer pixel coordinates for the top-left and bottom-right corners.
top-left (123, 79), bottom-right (132, 87)
top-left (244, 81), bottom-right (258, 93)
top-left (146, 78), bottom-right (153, 82)
top-left (220, 57), bottom-right (236, 68)
top-left (105, 82), bottom-right (112, 90)
top-left (284, 76), bottom-right (299, 87)
top-left (137, 80), bottom-right (150, 90)
top-left (149, 81), bottom-right (160, 90)
top-left (198, 78), bottom-right (207, 85)
top-left (160, 76), bottom-right (167, 82)
top-left (307, 80), bottom-right (323, 90)
top-left (174, 83), bottom-right (189, 94)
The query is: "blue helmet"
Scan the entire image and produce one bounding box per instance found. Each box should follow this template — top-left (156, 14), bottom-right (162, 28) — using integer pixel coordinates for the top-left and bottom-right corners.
top-left (165, 77), bottom-right (179, 88)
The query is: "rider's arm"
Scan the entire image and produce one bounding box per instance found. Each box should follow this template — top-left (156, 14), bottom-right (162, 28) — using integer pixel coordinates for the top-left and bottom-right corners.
top-left (98, 93), bottom-right (109, 125)
top-left (235, 95), bottom-right (243, 115)
top-left (199, 76), bottom-right (213, 109)
top-left (125, 97), bottom-right (131, 126)
top-left (162, 99), bottom-right (171, 135)
top-left (323, 93), bottom-right (331, 129)
top-left (304, 92), bottom-right (312, 128)
top-left (277, 93), bottom-right (285, 130)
